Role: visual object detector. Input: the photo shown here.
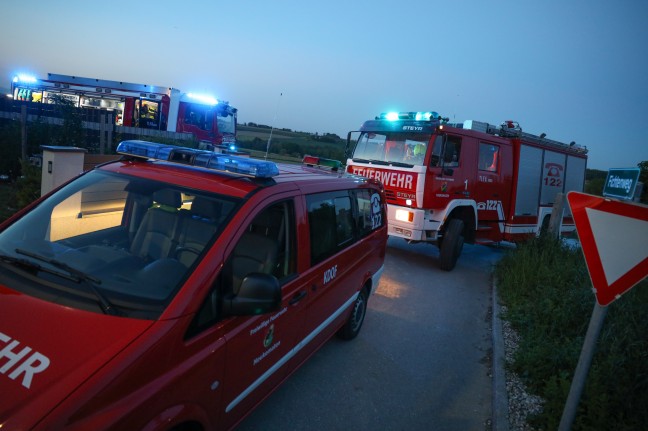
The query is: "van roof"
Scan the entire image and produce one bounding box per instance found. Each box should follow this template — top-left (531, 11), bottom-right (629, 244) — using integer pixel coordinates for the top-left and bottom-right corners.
top-left (97, 156), bottom-right (369, 198)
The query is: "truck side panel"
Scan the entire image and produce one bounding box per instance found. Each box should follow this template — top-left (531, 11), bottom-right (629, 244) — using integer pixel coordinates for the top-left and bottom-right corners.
top-left (540, 151), bottom-right (567, 205)
top-left (514, 145), bottom-right (543, 216)
top-left (564, 155), bottom-right (587, 214)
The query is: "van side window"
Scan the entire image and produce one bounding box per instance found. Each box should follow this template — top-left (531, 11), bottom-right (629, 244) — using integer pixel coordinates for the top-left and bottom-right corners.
top-left (335, 196), bottom-right (354, 246)
top-left (187, 200), bottom-right (296, 338)
top-left (307, 192), bottom-right (342, 265)
top-left (306, 189), bottom-right (384, 265)
top-left (353, 188), bottom-right (384, 237)
top-left (228, 200), bottom-right (296, 294)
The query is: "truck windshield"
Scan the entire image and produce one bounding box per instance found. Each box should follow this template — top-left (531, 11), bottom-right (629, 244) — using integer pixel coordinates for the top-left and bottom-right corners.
top-left (217, 112), bottom-right (236, 135)
top-left (0, 170), bottom-right (240, 319)
top-left (353, 132), bottom-right (431, 166)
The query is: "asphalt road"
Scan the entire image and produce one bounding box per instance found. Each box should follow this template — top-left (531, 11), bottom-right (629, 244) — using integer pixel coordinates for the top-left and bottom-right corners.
top-left (238, 237), bottom-right (506, 431)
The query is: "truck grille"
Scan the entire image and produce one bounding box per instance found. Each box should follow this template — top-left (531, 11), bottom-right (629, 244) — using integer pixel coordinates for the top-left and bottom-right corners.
top-left (384, 189), bottom-right (398, 204)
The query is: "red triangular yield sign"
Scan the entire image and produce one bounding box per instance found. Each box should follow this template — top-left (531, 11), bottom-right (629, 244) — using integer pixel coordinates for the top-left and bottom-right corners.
top-left (567, 192), bottom-right (648, 306)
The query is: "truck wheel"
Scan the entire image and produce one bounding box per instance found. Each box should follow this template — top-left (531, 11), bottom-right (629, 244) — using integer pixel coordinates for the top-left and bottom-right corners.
top-left (439, 218), bottom-right (464, 271)
top-left (337, 287), bottom-right (368, 340)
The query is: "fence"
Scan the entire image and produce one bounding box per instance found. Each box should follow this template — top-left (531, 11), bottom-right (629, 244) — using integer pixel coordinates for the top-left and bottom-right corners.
top-left (0, 98), bottom-right (194, 155)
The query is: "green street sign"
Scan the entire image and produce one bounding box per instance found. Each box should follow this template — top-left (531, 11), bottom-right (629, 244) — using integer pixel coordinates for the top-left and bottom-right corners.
top-left (603, 168), bottom-right (640, 200)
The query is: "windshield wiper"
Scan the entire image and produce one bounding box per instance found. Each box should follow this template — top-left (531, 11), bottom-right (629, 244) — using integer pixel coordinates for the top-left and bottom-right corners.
top-left (389, 161), bottom-right (414, 168)
top-left (0, 252), bottom-right (77, 281)
top-left (14, 249), bottom-right (119, 316)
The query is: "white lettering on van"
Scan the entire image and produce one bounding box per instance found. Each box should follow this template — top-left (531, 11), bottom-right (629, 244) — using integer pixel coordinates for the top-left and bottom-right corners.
top-left (0, 332), bottom-right (50, 389)
top-left (253, 341), bottom-right (281, 366)
top-left (323, 265), bottom-right (337, 284)
top-left (249, 307), bottom-right (287, 336)
top-left (371, 193), bottom-right (383, 229)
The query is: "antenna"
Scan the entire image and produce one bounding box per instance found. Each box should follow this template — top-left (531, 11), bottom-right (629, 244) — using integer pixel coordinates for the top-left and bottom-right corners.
top-left (265, 92), bottom-right (283, 160)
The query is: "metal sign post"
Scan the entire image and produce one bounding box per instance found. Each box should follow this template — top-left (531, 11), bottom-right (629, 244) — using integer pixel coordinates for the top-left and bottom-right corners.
top-left (558, 302), bottom-right (608, 431)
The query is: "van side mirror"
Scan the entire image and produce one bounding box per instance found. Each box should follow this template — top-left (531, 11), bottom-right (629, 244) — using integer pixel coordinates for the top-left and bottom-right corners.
top-left (223, 273), bottom-right (281, 316)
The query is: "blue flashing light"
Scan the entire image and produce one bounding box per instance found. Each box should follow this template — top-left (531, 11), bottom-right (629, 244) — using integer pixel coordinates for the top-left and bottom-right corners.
top-left (379, 111), bottom-right (445, 122)
top-left (13, 74), bottom-right (37, 84)
top-left (415, 112), bottom-right (438, 121)
top-left (187, 93), bottom-right (219, 105)
top-left (205, 155), bottom-right (279, 177)
top-left (116, 140), bottom-right (279, 178)
top-left (229, 144), bottom-right (237, 151)
top-left (116, 140), bottom-right (175, 159)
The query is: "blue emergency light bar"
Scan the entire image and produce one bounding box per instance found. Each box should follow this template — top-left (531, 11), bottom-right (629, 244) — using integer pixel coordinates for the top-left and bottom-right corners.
top-left (186, 93), bottom-right (219, 105)
top-left (378, 111), bottom-right (448, 122)
top-left (116, 140), bottom-right (280, 178)
top-left (13, 74), bottom-right (37, 84)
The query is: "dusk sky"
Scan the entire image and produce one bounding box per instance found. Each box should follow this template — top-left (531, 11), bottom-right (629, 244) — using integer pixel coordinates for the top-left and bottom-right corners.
top-left (2, 0), bottom-right (647, 171)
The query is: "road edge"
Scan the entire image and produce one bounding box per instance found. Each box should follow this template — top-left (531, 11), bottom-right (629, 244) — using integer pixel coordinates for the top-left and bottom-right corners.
top-left (492, 276), bottom-right (510, 431)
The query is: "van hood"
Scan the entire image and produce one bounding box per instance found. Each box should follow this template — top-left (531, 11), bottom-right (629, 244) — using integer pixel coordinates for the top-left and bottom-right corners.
top-left (0, 284), bottom-right (153, 429)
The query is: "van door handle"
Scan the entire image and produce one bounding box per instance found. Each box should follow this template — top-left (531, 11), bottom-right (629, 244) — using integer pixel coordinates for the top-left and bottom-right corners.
top-left (289, 290), bottom-right (307, 305)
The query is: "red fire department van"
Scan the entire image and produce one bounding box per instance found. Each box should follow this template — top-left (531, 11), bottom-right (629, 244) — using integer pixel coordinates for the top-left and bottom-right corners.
top-left (11, 73), bottom-right (237, 146)
top-left (0, 141), bottom-right (387, 430)
top-left (347, 111), bottom-right (588, 270)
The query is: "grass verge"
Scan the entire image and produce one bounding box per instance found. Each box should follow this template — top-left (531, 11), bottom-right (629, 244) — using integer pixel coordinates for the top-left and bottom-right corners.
top-left (0, 183), bottom-right (17, 223)
top-left (495, 234), bottom-right (648, 430)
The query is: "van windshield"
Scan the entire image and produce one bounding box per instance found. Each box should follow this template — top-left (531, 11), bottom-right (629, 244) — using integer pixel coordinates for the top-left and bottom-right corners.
top-left (352, 132), bottom-right (431, 166)
top-left (0, 170), bottom-right (240, 319)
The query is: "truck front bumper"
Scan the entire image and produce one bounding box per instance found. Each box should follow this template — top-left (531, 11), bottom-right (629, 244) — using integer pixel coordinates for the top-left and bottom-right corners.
top-left (386, 205), bottom-right (440, 242)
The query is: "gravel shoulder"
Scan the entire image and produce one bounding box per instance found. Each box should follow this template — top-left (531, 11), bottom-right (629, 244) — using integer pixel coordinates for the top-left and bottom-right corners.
top-left (493, 284), bottom-right (545, 431)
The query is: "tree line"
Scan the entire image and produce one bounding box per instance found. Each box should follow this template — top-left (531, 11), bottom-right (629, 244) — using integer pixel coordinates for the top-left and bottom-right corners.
top-left (0, 96), bottom-right (645, 205)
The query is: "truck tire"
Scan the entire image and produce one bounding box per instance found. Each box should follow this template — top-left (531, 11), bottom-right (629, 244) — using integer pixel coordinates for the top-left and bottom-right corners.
top-left (337, 287), bottom-right (368, 340)
top-left (439, 218), bottom-right (464, 271)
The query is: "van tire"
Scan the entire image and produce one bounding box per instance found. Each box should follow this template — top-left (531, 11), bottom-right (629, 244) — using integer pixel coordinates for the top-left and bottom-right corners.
top-left (337, 288), bottom-right (368, 340)
top-left (439, 218), bottom-right (464, 271)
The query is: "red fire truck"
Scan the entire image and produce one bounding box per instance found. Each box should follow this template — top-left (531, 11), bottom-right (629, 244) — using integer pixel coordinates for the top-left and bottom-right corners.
top-left (347, 111), bottom-right (588, 270)
top-left (10, 73), bottom-right (237, 146)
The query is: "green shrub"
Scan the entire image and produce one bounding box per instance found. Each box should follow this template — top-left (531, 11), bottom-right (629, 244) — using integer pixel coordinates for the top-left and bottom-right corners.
top-left (0, 184), bottom-right (17, 223)
top-left (495, 234), bottom-right (648, 430)
top-left (14, 159), bottom-right (41, 210)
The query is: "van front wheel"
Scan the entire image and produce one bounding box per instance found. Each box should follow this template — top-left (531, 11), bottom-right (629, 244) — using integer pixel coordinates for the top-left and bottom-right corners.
top-left (337, 288), bottom-right (368, 340)
top-left (439, 218), bottom-right (464, 271)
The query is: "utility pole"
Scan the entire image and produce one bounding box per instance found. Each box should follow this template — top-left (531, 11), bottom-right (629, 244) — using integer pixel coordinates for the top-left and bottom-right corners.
top-left (21, 104), bottom-right (28, 161)
top-left (265, 92), bottom-right (283, 160)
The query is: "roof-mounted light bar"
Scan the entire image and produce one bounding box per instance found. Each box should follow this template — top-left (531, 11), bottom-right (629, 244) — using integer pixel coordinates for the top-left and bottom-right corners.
top-left (13, 74), bottom-right (38, 84)
top-left (377, 111), bottom-right (449, 122)
top-left (185, 93), bottom-right (219, 105)
top-left (302, 155), bottom-right (342, 171)
top-left (116, 140), bottom-right (279, 178)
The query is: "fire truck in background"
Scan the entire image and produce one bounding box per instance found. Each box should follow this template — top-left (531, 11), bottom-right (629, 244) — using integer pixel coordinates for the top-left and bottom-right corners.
top-left (10, 73), bottom-right (237, 146)
top-left (346, 111), bottom-right (588, 270)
